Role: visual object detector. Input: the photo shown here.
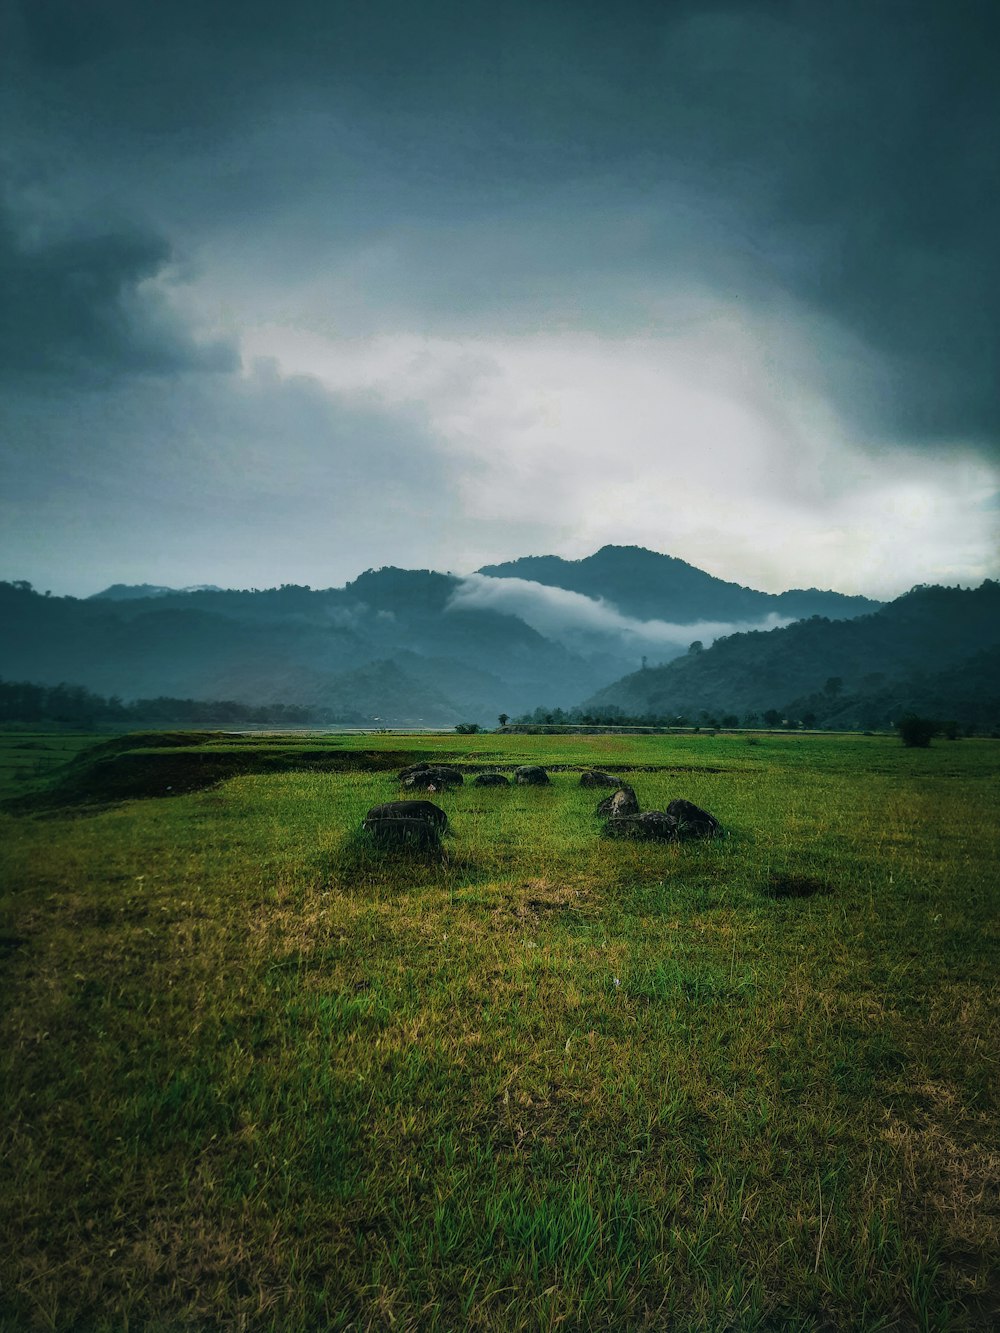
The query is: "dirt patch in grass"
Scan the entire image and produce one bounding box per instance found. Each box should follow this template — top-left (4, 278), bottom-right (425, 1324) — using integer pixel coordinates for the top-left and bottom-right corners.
top-left (504, 878), bottom-right (596, 921)
top-left (762, 872), bottom-right (833, 899)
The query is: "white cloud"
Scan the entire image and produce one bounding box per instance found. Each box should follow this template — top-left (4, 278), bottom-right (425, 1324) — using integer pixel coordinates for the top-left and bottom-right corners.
top-left (448, 573), bottom-right (791, 657)
top-left (239, 317), bottom-right (999, 598)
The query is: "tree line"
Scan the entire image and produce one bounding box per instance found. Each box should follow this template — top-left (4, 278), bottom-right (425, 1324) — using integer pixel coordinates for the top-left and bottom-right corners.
top-left (513, 701), bottom-right (982, 738)
top-left (0, 679), bottom-right (319, 727)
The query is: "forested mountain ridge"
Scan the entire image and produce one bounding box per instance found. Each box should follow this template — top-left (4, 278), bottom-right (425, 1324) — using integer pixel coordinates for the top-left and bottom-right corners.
top-left (479, 545), bottom-right (881, 623)
top-left (580, 582), bottom-right (1000, 728)
top-left (0, 573), bottom-right (578, 724)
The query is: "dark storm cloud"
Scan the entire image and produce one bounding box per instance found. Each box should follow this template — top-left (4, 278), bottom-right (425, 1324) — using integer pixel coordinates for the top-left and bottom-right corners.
top-left (0, 358), bottom-right (481, 595)
top-left (0, 208), bottom-right (238, 381)
top-left (0, 0), bottom-right (997, 599)
top-left (651, 3), bottom-right (1000, 447)
top-left (11, 0), bottom-right (994, 451)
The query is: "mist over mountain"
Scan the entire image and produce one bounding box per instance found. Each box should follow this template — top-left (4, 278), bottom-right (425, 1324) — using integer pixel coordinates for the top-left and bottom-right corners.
top-left (0, 548), bottom-right (895, 725)
top-left (579, 582), bottom-right (1000, 730)
top-left (447, 573), bottom-right (809, 682)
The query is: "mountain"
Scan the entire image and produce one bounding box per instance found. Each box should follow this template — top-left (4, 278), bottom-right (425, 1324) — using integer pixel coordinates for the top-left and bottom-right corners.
top-left (0, 571), bottom-right (598, 725)
top-left (309, 659), bottom-right (459, 726)
top-left (580, 582), bottom-right (1000, 729)
top-left (0, 553), bottom-right (921, 727)
top-left (479, 546), bottom-right (881, 623)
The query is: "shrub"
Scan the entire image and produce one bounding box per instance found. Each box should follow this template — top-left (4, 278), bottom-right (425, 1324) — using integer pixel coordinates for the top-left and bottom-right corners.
top-left (896, 714), bottom-right (938, 748)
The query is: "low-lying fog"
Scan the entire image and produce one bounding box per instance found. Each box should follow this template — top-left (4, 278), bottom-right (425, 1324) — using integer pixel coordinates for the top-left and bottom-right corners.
top-left (449, 574), bottom-right (791, 668)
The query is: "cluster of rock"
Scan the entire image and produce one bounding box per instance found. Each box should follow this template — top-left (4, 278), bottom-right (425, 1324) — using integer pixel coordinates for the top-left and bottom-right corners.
top-left (599, 788), bottom-right (721, 841)
top-left (399, 762), bottom-right (464, 792)
top-left (360, 761), bottom-right (722, 852)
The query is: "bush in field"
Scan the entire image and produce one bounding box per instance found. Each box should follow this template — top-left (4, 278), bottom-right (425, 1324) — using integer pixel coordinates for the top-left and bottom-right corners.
top-left (896, 714), bottom-right (938, 747)
top-left (455, 722), bottom-right (481, 734)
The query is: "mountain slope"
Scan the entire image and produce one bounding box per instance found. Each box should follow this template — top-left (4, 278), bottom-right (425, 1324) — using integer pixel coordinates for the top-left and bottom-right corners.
top-left (0, 572), bottom-right (609, 723)
top-left (582, 582), bottom-right (1000, 727)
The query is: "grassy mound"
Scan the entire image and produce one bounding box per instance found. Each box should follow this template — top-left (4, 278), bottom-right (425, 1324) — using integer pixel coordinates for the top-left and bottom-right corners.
top-left (3, 734), bottom-right (437, 811)
top-left (65, 730), bottom-right (231, 759)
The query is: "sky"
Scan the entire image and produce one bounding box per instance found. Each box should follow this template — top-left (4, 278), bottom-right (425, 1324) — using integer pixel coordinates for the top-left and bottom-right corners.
top-left (2, 0), bottom-right (998, 600)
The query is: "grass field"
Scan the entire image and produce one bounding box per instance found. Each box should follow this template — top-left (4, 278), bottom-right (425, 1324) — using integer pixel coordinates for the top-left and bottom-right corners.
top-left (1, 729), bottom-right (998, 1331)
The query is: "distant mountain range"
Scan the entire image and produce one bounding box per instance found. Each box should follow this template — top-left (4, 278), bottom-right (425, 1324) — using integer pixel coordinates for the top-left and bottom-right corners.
top-left (0, 548), bottom-right (921, 725)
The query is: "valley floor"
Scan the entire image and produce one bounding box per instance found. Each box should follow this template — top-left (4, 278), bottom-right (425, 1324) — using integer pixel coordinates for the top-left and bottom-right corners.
top-left (1, 730), bottom-right (998, 1330)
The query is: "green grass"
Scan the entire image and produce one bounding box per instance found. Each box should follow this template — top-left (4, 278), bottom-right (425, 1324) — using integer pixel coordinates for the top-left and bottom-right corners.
top-left (1, 730), bottom-right (998, 1330)
top-left (0, 730), bottom-right (102, 800)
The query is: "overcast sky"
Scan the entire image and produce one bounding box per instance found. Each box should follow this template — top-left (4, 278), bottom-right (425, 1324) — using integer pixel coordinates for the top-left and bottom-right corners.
top-left (2, 0), bottom-right (997, 599)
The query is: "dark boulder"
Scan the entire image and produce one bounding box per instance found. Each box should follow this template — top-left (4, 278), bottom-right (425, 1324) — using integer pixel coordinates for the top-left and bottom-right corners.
top-left (363, 817), bottom-right (441, 849)
top-left (604, 811), bottom-right (680, 841)
top-left (514, 765), bottom-right (550, 785)
top-left (473, 772), bottom-right (510, 786)
top-left (665, 799), bottom-right (721, 838)
top-left (365, 800), bottom-right (449, 830)
top-left (401, 765), bottom-right (464, 791)
top-left (580, 770), bottom-right (620, 787)
top-left (398, 760), bottom-right (463, 779)
top-left (362, 801), bottom-right (446, 849)
top-left (596, 786), bottom-right (639, 818)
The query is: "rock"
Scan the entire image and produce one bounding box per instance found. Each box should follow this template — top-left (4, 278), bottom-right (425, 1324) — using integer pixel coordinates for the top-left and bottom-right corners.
top-left (580, 769), bottom-right (622, 787)
top-left (665, 799), bottom-right (721, 838)
top-left (400, 765), bottom-right (465, 790)
top-left (363, 816), bottom-right (442, 849)
top-left (604, 811), bottom-right (680, 841)
top-left (514, 765), bottom-right (550, 785)
top-left (398, 761), bottom-right (463, 780)
top-left (364, 800), bottom-right (449, 830)
top-left (473, 772), bottom-right (510, 786)
top-left (362, 801), bottom-right (446, 848)
top-left (596, 786), bottom-right (639, 818)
